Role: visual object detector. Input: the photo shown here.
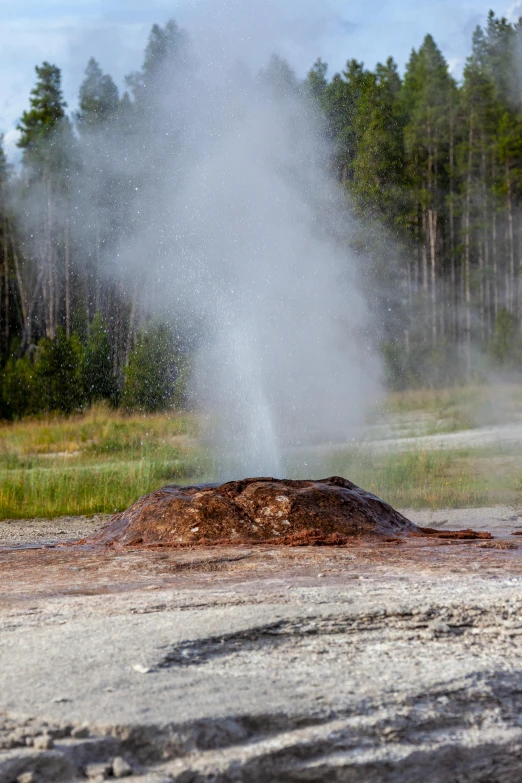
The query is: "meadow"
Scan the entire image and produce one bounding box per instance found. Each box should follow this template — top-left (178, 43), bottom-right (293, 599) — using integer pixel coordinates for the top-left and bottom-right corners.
top-left (2, 385), bottom-right (522, 518)
top-left (0, 406), bottom-right (207, 518)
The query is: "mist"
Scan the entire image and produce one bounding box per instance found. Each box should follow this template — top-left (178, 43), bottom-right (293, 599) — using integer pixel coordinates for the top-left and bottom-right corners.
top-left (74, 22), bottom-right (381, 478)
top-left (4, 6), bottom-right (385, 481)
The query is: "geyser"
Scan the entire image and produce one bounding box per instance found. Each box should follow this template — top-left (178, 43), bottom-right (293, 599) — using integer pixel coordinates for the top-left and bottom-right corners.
top-left (102, 29), bottom-right (380, 480)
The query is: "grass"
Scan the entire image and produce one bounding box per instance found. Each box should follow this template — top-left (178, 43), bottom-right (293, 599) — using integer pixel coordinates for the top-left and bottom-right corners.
top-left (327, 444), bottom-right (522, 510)
top-left (3, 385), bottom-right (522, 518)
top-left (0, 405), bottom-right (207, 518)
top-left (372, 383), bottom-right (522, 437)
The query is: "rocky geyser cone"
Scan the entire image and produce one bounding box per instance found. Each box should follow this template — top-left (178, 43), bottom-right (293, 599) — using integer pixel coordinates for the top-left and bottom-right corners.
top-left (87, 476), bottom-right (418, 548)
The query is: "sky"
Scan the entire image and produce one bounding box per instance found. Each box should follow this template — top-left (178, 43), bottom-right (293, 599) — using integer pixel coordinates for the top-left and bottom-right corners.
top-left (2, 0), bottom-right (522, 161)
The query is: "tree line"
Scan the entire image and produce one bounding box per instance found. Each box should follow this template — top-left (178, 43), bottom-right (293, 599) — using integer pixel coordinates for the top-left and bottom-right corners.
top-left (1, 11), bottom-right (522, 418)
top-left (309, 12), bottom-right (522, 386)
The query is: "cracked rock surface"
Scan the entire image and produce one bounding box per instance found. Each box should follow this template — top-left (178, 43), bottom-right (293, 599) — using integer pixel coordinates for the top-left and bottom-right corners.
top-left (86, 477), bottom-right (418, 548)
top-left (2, 506), bottom-right (522, 781)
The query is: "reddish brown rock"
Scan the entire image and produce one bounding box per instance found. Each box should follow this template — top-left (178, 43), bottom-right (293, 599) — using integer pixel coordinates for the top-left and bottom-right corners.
top-left (414, 526), bottom-right (492, 540)
top-left (86, 476), bottom-right (421, 549)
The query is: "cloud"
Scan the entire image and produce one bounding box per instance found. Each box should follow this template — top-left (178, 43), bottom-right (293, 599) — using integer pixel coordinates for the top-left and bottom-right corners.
top-left (508, 2), bottom-right (522, 17)
top-left (447, 56), bottom-right (463, 75)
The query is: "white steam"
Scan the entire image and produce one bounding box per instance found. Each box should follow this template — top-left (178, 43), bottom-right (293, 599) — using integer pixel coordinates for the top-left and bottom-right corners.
top-left (20, 6), bottom-right (382, 479)
top-left (112, 62), bottom-right (380, 478)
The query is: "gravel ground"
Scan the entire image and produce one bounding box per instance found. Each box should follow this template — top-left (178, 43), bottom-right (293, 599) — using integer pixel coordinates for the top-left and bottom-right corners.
top-left (2, 508), bottom-right (522, 781)
top-left (0, 515), bottom-right (110, 548)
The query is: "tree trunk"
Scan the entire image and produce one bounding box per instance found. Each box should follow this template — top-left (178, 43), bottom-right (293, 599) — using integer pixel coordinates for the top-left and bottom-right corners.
top-left (421, 211), bottom-right (428, 294)
top-left (449, 110), bottom-right (457, 343)
top-left (464, 111), bottom-right (474, 375)
top-left (95, 221), bottom-right (101, 313)
top-left (125, 278), bottom-right (140, 365)
top-left (10, 234), bottom-right (43, 349)
top-left (427, 208), bottom-right (438, 344)
top-left (3, 216), bottom-right (8, 354)
top-left (491, 151), bottom-right (499, 323)
top-left (506, 159), bottom-right (515, 316)
top-left (46, 175), bottom-right (55, 338)
top-left (480, 138), bottom-right (488, 343)
top-left (64, 219), bottom-right (71, 338)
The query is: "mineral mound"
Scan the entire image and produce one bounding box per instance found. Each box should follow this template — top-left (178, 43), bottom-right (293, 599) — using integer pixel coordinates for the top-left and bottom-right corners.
top-left (87, 476), bottom-right (420, 549)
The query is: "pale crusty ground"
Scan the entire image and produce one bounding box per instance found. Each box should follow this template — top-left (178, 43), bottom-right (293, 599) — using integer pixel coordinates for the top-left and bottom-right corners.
top-left (0, 514), bottom-right (110, 548)
top-left (1, 508), bottom-right (522, 781)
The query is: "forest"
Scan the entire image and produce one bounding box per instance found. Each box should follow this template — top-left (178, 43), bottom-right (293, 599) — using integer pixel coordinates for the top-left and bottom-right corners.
top-left (1, 10), bottom-right (522, 418)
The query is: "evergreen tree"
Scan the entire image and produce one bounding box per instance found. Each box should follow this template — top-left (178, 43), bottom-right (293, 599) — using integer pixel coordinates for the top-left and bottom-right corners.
top-left (306, 58), bottom-right (328, 101)
top-left (350, 58), bottom-right (406, 220)
top-left (401, 36), bottom-right (457, 344)
top-left (322, 59), bottom-right (376, 182)
top-left (0, 136), bottom-right (11, 361)
top-left (1, 354), bottom-right (39, 418)
top-left (17, 62), bottom-right (68, 172)
top-left (35, 328), bottom-right (85, 413)
top-left (76, 58), bottom-right (119, 131)
top-left (122, 325), bottom-right (178, 412)
top-left (83, 314), bottom-right (117, 404)
top-left (126, 20), bottom-right (188, 108)
top-left (16, 62), bottom-right (76, 340)
top-left (259, 54), bottom-right (300, 97)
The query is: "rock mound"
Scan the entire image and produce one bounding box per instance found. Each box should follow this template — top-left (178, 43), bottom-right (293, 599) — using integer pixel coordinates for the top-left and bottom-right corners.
top-left (87, 476), bottom-right (419, 549)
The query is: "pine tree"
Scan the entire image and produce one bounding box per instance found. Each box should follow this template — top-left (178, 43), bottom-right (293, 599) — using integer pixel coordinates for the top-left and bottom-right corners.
top-left (121, 324), bottom-right (178, 412)
top-left (126, 20), bottom-right (188, 109)
top-left (17, 62), bottom-right (68, 173)
top-left (76, 58), bottom-right (119, 132)
top-left (350, 58), bottom-right (406, 221)
top-left (259, 54), bottom-right (300, 97)
top-left (0, 137), bottom-right (10, 360)
top-left (401, 36), bottom-right (456, 345)
top-left (322, 60), bottom-right (374, 182)
top-left (83, 313), bottom-right (117, 404)
top-left (306, 58), bottom-right (328, 102)
top-left (35, 327), bottom-right (85, 413)
top-left (17, 63), bottom-right (76, 340)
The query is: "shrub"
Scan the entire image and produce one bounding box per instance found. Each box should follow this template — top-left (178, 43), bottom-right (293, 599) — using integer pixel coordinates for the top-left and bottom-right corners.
top-left (1, 354), bottom-right (40, 418)
top-left (122, 324), bottom-right (178, 412)
top-left (35, 327), bottom-right (86, 414)
top-left (83, 314), bottom-right (117, 404)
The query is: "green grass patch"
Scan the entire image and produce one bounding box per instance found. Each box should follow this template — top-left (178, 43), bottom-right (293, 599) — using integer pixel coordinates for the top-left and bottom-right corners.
top-left (4, 394), bottom-right (522, 518)
top-left (327, 446), bottom-right (520, 510)
top-left (0, 457), bottom-right (208, 519)
top-left (373, 382), bottom-right (522, 435)
top-left (0, 405), bottom-right (206, 518)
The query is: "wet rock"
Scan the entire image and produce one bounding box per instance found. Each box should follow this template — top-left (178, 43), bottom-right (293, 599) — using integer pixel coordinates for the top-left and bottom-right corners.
top-left (87, 476), bottom-right (419, 548)
top-left (112, 756), bottom-right (133, 777)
